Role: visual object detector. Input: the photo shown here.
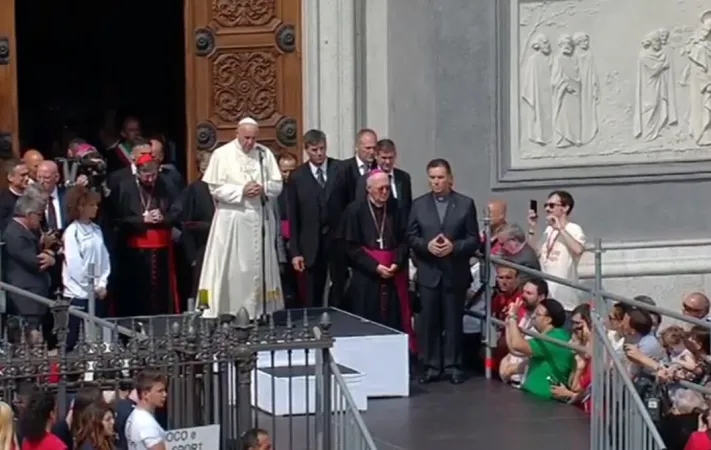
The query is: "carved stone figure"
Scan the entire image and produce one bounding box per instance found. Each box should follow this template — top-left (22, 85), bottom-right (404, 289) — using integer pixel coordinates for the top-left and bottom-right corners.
top-left (572, 32), bottom-right (599, 145)
top-left (686, 13), bottom-right (711, 145)
top-left (633, 31), bottom-right (673, 142)
top-left (551, 34), bottom-right (581, 148)
top-left (658, 28), bottom-right (679, 126)
top-left (521, 33), bottom-right (553, 145)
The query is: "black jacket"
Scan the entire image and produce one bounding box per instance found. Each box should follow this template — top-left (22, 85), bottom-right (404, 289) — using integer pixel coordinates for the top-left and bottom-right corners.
top-left (4, 219), bottom-right (52, 316)
top-left (407, 191), bottom-right (480, 290)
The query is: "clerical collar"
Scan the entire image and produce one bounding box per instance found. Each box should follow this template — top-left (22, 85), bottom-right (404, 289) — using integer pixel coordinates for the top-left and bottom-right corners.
top-left (9, 187), bottom-right (22, 196)
top-left (369, 199), bottom-right (385, 209)
top-left (433, 191), bottom-right (451, 203)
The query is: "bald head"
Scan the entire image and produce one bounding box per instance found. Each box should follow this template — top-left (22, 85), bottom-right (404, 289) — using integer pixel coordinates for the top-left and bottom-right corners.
top-left (366, 171), bottom-right (388, 188)
top-left (237, 122), bottom-right (259, 152)
top-left (23, 150), bottom-right (44, 180)
top-left (355, 129), bottom-right (377, 164)
top-left (488, 199), bottom-right (508, 229)
top-left (683, 292), bottom-right (710, 319)
top-left (37, 161), bottom-right (59, 192)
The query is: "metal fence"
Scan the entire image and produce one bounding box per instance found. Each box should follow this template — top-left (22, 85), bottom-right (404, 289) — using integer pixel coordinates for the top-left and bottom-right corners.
top-left (0, 285), bottom-right (376, 450)
top-left (479, 218), bottom-right (688, 450)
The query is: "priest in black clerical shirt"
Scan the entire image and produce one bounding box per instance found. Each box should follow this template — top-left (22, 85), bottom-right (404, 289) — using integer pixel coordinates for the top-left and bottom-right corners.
top-left (408, 158), bottom-right (480, 385)
top-left (0, 159), bottom-right (30, 230)
top-left (276, 152), bottom-right (299, 307)
top-left (180, 153), bottom-right (215, 303)
top-left (341, 170), bottom-right (416, 353)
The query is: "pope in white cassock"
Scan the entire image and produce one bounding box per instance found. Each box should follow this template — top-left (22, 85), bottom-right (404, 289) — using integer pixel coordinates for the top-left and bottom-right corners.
top-left (198, 118), bottom-right (285, 318)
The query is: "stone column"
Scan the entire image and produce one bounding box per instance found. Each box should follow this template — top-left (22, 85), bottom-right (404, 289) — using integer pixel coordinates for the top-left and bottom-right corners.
top-left (362, 0), bottom-right (390, 138)
top-left (302, 0), bottom-right (357, 160)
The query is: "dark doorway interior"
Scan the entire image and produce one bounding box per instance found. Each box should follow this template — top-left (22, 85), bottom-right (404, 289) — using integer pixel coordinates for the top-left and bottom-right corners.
top-left (15, 0), bottom-right (187, 175)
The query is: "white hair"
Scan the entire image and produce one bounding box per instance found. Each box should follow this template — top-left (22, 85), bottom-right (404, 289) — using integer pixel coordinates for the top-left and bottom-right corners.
top-left (366, 172), bottom-right (388, 188)
top-left (14, 193), bottom-right (46, 217)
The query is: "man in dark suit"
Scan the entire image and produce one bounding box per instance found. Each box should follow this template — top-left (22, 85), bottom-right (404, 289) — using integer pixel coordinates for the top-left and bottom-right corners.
top-left (0, 159), bottom-right (30, 231)
top-left (36, 160), bottom-right (67, 295)
top-left (150, 136), bottom-right (184, 192)
top-left (408, 158), bottom-right (480, 384)
top-left (4, 193), bottom-right (55, 331)
top-left (354, 139), bottom-right (413, 218)
top-left (275, 152), bottom-right (299, 307)
top-left (287, 129), bottom-right (343, 307)
top-left (335, 128), bottom-right (379, 206)
top-left (106, 137), bottom-right (154, 195)
top-left (328, 129), bottom-right (378, 306)
top-left (104, 116), bottom-right (142, 175)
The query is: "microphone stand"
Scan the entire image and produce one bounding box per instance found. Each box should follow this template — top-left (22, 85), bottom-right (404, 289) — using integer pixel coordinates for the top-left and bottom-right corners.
top-left (257, 146), bottom-right (268, 325)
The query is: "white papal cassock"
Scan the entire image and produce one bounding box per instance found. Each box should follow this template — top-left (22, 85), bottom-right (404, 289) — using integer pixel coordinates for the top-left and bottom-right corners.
top-left (198, 140), bottom-right (284, 318)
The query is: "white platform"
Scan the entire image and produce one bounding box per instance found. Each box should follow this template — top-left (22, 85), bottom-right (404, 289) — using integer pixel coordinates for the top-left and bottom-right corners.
top-left (251, 364), bottom-right (368, 416)
top-left (256, 309), bottom-right (410, 398)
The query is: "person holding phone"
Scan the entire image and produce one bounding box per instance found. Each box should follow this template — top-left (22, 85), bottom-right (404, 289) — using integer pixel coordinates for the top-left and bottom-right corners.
top-left (504, 297), bottom-right (574, 399)
top-left (408, 159), bottom-right (480, 385)
top-left (527, 190), bottom-right (586, 315)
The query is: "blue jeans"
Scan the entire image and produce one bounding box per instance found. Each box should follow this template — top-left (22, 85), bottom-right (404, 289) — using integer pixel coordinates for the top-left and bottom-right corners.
top-left (66, 297), bottom-right (88, 351)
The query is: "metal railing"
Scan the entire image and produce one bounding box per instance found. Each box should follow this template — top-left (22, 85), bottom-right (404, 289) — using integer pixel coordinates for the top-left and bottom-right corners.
top-left (314, 328), bottom-right (378, 450)
top-left (0, 286), bottom-right (380, 450)
top-left (480, 217), bottom-right (692, 450)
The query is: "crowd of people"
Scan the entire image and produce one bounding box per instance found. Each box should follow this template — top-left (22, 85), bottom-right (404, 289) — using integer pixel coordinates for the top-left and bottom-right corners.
top-left (476, 196), bottom-right (711, 450)
top-left (0, 368), bottom-right (271, 450)
top-left (4, 113), bottom-right (711, 449)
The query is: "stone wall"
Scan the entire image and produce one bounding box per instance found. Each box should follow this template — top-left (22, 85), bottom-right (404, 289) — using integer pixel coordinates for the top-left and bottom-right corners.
top-left (302, 0), bottom-right (711, 311)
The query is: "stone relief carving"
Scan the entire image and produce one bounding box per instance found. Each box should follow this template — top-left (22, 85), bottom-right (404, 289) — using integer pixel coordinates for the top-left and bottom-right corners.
top-left (212, 51), bottom-right (277, 124)
top-left (551, 34), bottom-right (582, 147)
top-left (521, 34), bottom-right (553, 145)
top-left (511, 1), bottom-right (711, 168)
top-left (633, 31), bottom-right (674, 142)
top-left (574, 32), bottom-right (600, 145)
top-left (211, 0), bottom-right (276, 28)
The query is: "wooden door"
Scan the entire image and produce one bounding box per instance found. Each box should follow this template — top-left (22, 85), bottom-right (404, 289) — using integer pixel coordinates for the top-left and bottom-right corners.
top-left (0, 0), bottom-right (18, 162)
top-left (184, 0), bottom-right (303, 182)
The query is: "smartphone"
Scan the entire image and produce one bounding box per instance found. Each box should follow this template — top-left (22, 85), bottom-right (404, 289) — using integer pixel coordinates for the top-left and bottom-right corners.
top-left (529, 199), bottom-right (538, 215)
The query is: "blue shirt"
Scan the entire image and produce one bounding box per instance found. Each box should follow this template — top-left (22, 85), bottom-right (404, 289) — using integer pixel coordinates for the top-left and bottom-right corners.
top-left (630, 333), bottom-right (665, 377)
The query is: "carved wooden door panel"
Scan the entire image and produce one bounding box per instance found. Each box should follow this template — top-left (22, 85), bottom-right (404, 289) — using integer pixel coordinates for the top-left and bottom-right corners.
top-left (184, 0), bottom-right (302, 181)
top-left (0, 0), bottom-right (18, 165)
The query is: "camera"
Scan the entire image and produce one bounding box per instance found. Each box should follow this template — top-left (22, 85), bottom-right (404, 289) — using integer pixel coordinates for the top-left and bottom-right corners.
top-left (56, 150), bottom-right (108, 192)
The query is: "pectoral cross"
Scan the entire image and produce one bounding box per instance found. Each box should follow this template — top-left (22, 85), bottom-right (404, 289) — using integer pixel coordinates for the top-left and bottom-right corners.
top-left (376, 237), bottom-right (384, 249)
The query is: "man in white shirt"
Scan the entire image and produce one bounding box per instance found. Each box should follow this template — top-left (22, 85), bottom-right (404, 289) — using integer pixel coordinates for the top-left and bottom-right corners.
top-left (125, 369), bottom-right (168, 450)
top-left (527, 190), bottom-right (586, 313)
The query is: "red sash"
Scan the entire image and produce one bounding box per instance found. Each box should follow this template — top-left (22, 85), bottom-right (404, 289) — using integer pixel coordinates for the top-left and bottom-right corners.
top-left (280, 219), bottom-right (290, 240)
top-left (362, 247), bottom-right (417, 353)
top-left (126, 228), bottom-right (181, 314)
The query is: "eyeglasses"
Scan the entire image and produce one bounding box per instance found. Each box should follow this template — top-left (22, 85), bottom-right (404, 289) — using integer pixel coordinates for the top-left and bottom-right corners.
top-left (544, 202), bottom-right (562, 209)
top-left (683, 303), bottom-right (706, 314)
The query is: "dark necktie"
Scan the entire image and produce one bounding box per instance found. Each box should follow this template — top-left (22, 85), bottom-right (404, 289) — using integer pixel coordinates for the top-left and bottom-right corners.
top-left (360, 164), bottom-right (367, 175)
top-left (47, 196), bottom-right (58, 230)
top-left (316, 167), bottom-right (326, 188)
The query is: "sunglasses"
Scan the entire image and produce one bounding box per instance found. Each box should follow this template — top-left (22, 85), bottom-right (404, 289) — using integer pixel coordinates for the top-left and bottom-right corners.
top-left (544, 202), bottom-right (562, 208)
top-left (683, 303), bottom-right (706, 313)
